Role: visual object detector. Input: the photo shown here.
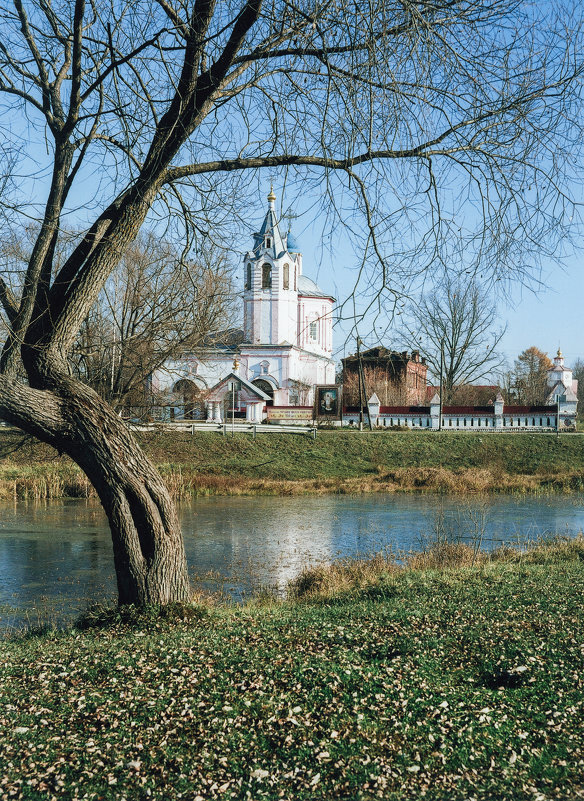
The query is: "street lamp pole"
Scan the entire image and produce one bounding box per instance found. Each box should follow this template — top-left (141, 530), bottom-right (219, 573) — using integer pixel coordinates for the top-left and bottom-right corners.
top-left (357, 336), bottom-right (364, 431)
top-left (439, 339), bottom-right (444, 431)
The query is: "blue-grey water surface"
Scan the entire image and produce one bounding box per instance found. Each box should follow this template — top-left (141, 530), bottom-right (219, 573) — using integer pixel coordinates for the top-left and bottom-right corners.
top-left (1, 493), bottom-right (583, 630)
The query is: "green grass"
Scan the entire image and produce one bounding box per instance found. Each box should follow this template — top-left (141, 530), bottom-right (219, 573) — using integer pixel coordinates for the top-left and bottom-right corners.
top-left (2, 429), bottom-right (584, 498)
top-left (1, 544), bottom-right (584, 800)
top-left (138, 429), bottom-right (584, 479)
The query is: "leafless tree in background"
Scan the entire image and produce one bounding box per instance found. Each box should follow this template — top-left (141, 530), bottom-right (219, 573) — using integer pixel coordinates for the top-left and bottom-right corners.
top-left (0, 0), bottom-right (581, 605)
top-left (399, 278), bottom-right (506, 403)
top-left (72, 234), bottom-right (235, 409)
top-left (4, 229), bottom-right (236, 410)
top-left (572, 359), bottom-right (584, 413)
top-left (342, 367), bottom-right (410, 407)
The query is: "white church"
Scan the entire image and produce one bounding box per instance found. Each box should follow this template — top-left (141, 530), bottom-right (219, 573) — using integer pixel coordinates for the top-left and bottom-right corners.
top-left (546, 348), bottom-right (578, 405)
top-left (151, 189), bottom-right (336, 422)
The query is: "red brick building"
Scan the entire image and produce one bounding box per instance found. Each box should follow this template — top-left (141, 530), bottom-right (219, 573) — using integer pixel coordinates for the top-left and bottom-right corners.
top-left (342, 347), bottom-right (428, 406)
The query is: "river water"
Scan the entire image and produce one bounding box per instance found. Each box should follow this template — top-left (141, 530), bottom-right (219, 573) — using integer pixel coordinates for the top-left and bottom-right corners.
top-left (1, 493), bottom-right (583, 631)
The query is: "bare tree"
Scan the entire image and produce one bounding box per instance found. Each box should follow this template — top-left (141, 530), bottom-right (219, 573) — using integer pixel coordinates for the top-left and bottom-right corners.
top-left (399, 278), bottom-right (506, 403)
top-left (71, 234), bottom-right (236, 409)
top-left (572, 359), bottom-right (584, 413)
top-left (511, 346), bottom-right (553, 404)
top-left (0, 0), bottom-right (581, 606)
top-left (342, 367), bottom-right (409, 407)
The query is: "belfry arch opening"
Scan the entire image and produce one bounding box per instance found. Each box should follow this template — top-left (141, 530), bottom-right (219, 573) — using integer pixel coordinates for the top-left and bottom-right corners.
top-left (262, 263), bottom-right (272, 289)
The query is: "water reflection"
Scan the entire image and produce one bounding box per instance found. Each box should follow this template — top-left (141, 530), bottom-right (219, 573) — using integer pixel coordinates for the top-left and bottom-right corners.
top-left (1, 493), bottom-right (583, 630)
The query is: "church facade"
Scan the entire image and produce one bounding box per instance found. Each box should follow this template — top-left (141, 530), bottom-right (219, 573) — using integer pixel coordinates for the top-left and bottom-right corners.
top-left (150, 190), bottom-right (336, 420)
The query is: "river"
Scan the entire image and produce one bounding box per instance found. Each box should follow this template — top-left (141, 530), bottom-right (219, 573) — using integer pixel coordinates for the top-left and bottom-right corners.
top-left (1, 493), bottom-right (583, 631)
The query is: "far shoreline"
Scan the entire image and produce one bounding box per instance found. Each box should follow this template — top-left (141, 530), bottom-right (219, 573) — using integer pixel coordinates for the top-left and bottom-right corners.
top-left (2, 427), bottom-right (584, 501)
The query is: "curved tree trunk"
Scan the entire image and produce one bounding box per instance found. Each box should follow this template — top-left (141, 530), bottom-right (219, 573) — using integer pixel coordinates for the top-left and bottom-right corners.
top-left (0, 371), bottom-right (190, 606)
top-left (71, 412), bottom-right (190, 606)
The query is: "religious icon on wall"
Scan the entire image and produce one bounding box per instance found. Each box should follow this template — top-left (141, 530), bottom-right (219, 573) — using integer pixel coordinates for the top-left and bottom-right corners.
top-left (315, 385), bottom-right (341, 419)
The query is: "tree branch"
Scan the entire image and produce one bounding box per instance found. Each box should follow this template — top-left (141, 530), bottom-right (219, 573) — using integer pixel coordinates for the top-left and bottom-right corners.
top-left (0, 277), bottom-right (19, 323)
top-left (0, 374), bottom-right (68, 441)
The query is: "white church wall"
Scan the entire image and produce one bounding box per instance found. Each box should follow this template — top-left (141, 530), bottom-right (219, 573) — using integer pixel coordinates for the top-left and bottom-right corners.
top-left (152, 353), bottom-right (233, 397)
top-left (298, 296), bottom-right (333, 358)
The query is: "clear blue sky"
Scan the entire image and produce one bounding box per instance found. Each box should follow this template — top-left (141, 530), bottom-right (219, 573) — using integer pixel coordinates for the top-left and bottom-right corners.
top-left (500, 259), bottom-right (583, 368)
top-left (265, 187), bottom-right (583, 373)
top-left (13, 136), bottom-right (584, 374)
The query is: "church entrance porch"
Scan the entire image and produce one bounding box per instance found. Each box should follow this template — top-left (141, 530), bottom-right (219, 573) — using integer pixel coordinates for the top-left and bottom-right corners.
top-left (223, 394), bottom-right (246, 421)
top-left (204, 371), bottom-right (272, 424)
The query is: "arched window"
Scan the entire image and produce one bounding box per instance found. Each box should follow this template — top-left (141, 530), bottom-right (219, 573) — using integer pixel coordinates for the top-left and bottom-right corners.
top-left (245, 263), bottom-right (252, 290)
top-left (262, 263), bottom-right (272, 289)
top-left (283, 263), bottom-right (289, 289)
top-left (309, 321), bottom-right (318, 340)
top-left (265, 236), bottom-right (272, 248)
top-left (253, 379), bottom-right (274, 406)
top-left (260, 360), bottom-right (269, 375)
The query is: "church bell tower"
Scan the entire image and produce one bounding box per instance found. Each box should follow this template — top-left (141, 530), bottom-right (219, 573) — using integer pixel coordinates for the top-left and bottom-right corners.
top-left (243, 190), bottom-right (302, 345)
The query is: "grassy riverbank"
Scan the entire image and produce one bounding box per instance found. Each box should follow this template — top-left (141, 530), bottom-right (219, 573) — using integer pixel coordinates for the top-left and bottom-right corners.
top-left (1, 428), bottom-right (584, 499)
top-left (1, 539), bottom-right (583, 800)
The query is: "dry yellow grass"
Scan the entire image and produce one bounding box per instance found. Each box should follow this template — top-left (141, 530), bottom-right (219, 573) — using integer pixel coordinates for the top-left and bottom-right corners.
top-left (287, 552), bottom-right (398, 599)
top-left (0, 466), bottom-right (92, 501)
top-left (1, 460), bottom-right (583, 500)
top-left (287, 534), bottom-right (584, 600)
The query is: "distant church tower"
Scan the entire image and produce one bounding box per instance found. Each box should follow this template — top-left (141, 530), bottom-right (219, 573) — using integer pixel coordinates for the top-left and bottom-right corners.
top-left (547, 347), bottom-right (578, 402)
top-left (150, 190), bottom-right (336, 419)
top-left (243, 187), bottom-right (303, 347)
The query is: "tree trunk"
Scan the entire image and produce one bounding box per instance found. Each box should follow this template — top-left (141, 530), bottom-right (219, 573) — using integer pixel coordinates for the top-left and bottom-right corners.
top-left (0, 372), bottom-right (190, 606)
top-left (71, 414), bottom-right (191, 606)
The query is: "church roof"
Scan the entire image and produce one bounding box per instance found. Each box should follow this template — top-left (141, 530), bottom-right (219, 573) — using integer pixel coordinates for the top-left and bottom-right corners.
top-left (201, 328), bottom-right (246, 349)
top-left (207, 371), bottom-right (271, 401)
top-left (298, 274), bottom-right (335, 300)
top-left (251, 205), bottom-right (286, 259)
top-left (547, 381), bottom-right (577, 402)
top-left (286, 231), bottom-right (300, 252)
